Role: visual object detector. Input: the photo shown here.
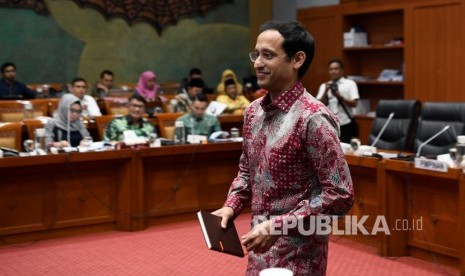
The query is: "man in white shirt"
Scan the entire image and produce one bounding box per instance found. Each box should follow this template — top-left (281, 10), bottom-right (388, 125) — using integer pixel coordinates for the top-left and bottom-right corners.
top-left (70, 77), bottom-right (102, 118)
top-left (316, 59), bottom-right (359, 143)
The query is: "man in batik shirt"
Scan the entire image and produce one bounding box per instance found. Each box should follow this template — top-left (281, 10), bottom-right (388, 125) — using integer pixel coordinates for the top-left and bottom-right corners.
top-left (213, 20), bottom-right (354, 275)
top-left (176, 93), bottom-right (221, 137)
top-left (103, 93), bottom-right (156, 141)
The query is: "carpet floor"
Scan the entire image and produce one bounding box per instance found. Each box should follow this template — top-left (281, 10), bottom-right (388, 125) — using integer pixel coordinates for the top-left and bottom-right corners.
top-left (0, 213), bottom-right (459, 275)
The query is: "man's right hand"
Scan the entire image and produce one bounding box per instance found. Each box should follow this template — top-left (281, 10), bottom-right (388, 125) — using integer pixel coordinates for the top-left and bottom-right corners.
top-left (212, 206), bottom-right (234, 229)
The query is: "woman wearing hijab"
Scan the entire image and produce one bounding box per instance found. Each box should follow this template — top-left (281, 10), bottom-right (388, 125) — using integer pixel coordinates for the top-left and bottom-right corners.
top-left (45, 93), bottom-right (90, 148)
top-left (135, 71), bottom-right (160, 102)
top-left (215, 69), bottom-right (243, 96)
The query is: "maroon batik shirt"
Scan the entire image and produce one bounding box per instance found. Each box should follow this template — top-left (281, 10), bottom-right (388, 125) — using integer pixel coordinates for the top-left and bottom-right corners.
top-left (224, 82), bottom-right (354, 276)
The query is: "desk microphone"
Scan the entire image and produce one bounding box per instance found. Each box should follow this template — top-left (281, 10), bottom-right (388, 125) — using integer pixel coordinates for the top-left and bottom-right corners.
top-left (190, 117), bottom-right (195, 136)
top-left (416, 125), bottom-right (450, 157)
top-left (370, 112), bottom-right (395, 147)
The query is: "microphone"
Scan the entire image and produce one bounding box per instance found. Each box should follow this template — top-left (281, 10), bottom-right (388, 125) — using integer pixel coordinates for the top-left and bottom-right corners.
top-left (371, 112), bottom-right (395, 147)
top-left (190, 117), bottom-right (195, 136)
top-left (67, 105), bottom-right (71, 145)
top-left (416, 125), bottom-right (450, 157)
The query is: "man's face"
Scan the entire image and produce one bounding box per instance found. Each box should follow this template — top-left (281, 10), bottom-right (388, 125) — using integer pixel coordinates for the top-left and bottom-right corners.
top-left (328, 62), bottom-right (343, 81)
top-left (71, 81), bottom-right (87, 99)
top-left (101, 74), bottom-right (114, 89)
top-left (188, 86), bottom-right (203, 98)
top-left (190, 100), bottom-right (208, 119)
top-left (225, 84), bottom-right (237, 99)
top-left (2, 65), bottom-right (16, 81)
top-left (253, 30), bottom-right (296, 94)
top-left (128, 98), bottom-right (145, 120)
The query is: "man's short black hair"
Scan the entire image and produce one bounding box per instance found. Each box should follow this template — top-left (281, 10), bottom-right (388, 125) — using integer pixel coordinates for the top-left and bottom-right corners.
top-left (189, 68), bottom-right (202, 76)
top-left (100, 70), bottom-right (114, 79)
top-left (328, 58), bottom-right (344, 69)
top-left (189, 78), bottom-right (204, 88)
top-left (129, 92), bottom-right (147, 105)
top-left (1, 62), bottom-right (16, 74)
top-left (192, 93), bottom-right (208, 103)
top-left (259, 20), bottom-right (315, 80)
top-left (71, 77), bottom-right (87, 86)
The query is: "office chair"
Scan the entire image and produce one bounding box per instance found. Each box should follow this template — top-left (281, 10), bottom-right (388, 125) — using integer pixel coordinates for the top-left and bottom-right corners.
top-left (413, 102), bottom-right (465, 156)
top-left (0, 122), bottom-right (23, 151)
top-left (103, 97), bottom-right (129, 116)
top-left (94, 115), bottom-right (120, 141)
top-left (0, 100), bottom-right (47, 122)
top-left (368, 99), bottom-right (420, 151)
top-left (155, 112), bottom-right (185, 140)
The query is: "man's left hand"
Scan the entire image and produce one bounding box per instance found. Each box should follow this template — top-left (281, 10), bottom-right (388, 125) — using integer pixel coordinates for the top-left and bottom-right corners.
top-left (241, 220), bottom-right (278, 254)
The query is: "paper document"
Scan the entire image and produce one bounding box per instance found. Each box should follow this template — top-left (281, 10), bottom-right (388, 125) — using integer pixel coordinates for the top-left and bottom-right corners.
top-left (205, 101), bottom-right (227, 117)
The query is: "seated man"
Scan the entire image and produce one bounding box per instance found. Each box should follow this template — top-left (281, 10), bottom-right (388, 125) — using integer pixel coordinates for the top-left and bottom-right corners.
top-left (0, 62), bottom-right (36, 99)
top-left (174, 78), bottom-right (204, 112)
top-left (176, 93), bottom-right (221, 137)
top-left (103, 93), bottom-right (156, 141)
top-left (70, 77), bottom-right (102, 118)
top-left (180, 67), bottom-right (213, 94)
top-left (93, 70), bottom-right (114, 98)
top-left (216, 78), bottom-right (250, 115)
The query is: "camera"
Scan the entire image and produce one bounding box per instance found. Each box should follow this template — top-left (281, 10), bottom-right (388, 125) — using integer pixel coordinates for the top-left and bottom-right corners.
top-left (329, 82), bottom-right (338, 92)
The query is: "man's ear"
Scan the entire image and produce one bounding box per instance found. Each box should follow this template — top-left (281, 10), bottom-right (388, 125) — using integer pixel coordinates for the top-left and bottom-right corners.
top-left (293, 51), bottom-right (306, 70)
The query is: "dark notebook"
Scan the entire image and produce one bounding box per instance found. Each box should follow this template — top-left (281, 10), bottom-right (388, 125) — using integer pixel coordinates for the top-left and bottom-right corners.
top-left (196, 210), bottom-right (245, 258)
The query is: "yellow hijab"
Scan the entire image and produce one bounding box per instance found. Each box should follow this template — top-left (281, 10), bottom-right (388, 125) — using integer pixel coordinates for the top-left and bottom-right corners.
top-left (215, 69), bottom-right (243, 96)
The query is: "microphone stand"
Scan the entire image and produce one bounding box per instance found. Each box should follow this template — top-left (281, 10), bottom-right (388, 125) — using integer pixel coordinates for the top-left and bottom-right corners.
top-left (67, 105), bottom-right (71, 145)
top-left (416, 125), bottom-right (450, 157)
top-left (371, 112), bottom-right (395, 147)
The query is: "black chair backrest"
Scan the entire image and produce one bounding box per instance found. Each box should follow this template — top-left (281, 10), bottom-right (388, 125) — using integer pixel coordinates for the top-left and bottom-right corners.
top-left (413, 102), bottom-right (465, 156)
top-left (368, 99), bottom-right (420, 151)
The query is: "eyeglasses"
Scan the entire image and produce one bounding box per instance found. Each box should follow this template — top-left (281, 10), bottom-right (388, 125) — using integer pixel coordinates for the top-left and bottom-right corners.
top-left (249, 51), bottom-right (289, 62)
top-left (130, 103), bottom-right (145, 109)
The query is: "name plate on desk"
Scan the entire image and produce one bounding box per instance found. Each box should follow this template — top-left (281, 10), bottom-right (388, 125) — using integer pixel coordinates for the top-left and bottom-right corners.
top-left (414, 158), bottom-right (448, 172)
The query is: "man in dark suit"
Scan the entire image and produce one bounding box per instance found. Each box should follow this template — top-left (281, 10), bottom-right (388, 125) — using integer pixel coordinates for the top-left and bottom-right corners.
top-left (0, 62), bottom-right (36, 99)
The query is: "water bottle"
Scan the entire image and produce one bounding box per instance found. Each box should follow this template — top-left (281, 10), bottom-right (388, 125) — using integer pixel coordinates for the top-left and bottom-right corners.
top-left (34, 128), bottom-right (47, 154)
top-left (174, 121), bottom-right (186, 144)
top-left (45, 133), bottom-right (54, 152)
top-left (23, 101), bottom-right (34, 119)
top-left (456, 136), bottom-right (465, 169)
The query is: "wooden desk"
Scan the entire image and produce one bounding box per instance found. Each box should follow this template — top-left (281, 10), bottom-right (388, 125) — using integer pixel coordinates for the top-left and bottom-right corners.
top-left (382, 159), bottom-right (465, 272)
top-left (346, 154), bottom-right (465, 273)
top-left (0, 150), bottom-right (135, 243)
top-left (137, 143), bottom-right (242, 227)
top-left (0, 142), bottom-right (242, 244)
top-left (345, 154), bottom-right (383, 251)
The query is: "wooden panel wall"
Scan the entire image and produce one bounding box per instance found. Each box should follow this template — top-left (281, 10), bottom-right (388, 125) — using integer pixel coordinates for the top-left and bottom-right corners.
top-left (407, 2), bottom-right (463, 101)
top-left (298, 9), bottom-right (341, 96)
top-left (298, 0), bottom-right (465, 104)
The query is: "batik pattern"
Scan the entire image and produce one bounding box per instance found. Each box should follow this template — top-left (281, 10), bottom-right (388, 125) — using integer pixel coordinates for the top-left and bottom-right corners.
top-left (224, 82), bottom-right (354, 276)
